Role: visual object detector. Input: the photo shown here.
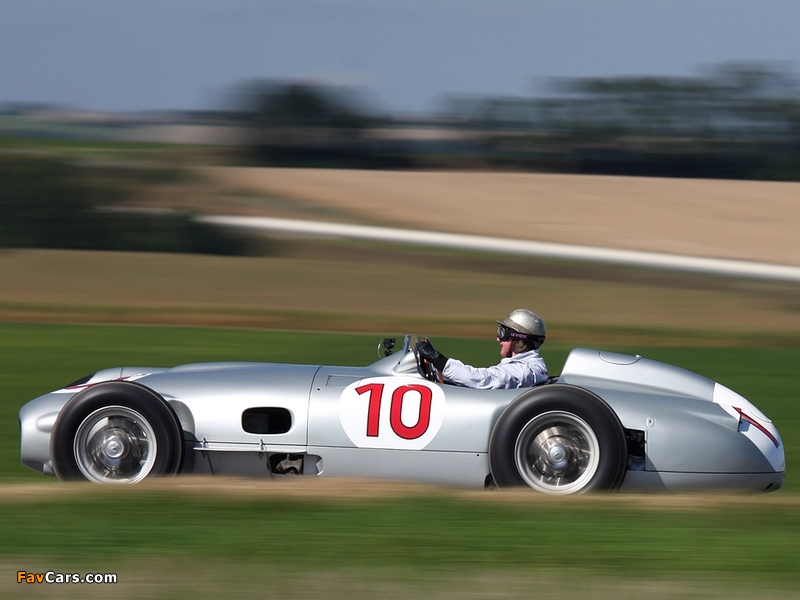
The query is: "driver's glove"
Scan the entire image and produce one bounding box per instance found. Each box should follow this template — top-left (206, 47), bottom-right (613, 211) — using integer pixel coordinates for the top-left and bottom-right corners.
top-left (418, 340), bottom-right (449, 371)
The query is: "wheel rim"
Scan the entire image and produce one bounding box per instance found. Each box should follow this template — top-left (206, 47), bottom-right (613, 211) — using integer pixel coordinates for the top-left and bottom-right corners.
top-left (514, 410), bottom-right (600, 494)
top-left (73, 406), bottom-right (158, 484)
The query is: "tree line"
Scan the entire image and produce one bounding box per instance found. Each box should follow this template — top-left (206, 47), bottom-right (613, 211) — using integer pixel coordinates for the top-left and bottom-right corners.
top-left (238, 63), bottom-right (800, 180)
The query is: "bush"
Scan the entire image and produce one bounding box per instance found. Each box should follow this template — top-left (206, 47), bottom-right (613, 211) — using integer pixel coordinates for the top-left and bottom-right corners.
top-left (0, 156), bottom-right (257, 255)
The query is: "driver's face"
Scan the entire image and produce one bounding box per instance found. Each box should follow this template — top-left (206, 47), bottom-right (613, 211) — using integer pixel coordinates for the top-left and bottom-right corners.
top-left (498, 337), bottom-right (515, 359)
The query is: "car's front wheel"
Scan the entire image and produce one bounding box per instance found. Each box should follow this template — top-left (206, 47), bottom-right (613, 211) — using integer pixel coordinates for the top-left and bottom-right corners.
top-left (489, 385), bottom-right (627, 494)
top-left (51, 381), bottom-right (183, 484)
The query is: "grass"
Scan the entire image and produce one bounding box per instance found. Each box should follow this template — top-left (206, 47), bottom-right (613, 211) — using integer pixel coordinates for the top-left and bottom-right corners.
top-left (2, 487), bottom-right (800, 580)
top-left (2, 484), bottom-right (800, 598)
top-left (0, 134), bottom-right (216, 161)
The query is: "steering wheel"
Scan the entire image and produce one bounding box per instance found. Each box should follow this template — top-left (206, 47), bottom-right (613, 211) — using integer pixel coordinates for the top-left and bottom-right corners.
top-left (415, 337), bottom-right (442, 383)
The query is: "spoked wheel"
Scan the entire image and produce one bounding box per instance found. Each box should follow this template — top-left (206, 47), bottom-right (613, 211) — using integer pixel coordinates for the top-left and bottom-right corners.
top-left (51, 381), bottom-right (183, 484)
top-left (490, 385), bottom-right (627, 495)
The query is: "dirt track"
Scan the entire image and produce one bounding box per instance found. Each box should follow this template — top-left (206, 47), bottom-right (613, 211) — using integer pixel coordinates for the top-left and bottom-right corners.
top-left (206, 167), bottom-right (800, 267)
top-left (1, 476), bottom-right (795, 509)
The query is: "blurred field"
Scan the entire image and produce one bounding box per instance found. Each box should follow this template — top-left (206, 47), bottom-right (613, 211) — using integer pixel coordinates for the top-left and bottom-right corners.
top-left (5, 158), bottom-right (799, 340)
top-left (75, 163), bottom-right (800, 340)
top-left (2, 248), bottom-right (800, 343)
top-left (203, 167), bottom-right (800, 266)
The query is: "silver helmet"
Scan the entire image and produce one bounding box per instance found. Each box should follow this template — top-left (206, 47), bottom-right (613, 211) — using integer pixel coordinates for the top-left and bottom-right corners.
top-left (496, 309), bottom-right (546, 348)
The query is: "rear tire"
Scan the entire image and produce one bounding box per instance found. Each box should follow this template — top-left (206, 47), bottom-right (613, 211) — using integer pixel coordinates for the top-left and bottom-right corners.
top-left (489, 385), bottom-right (627, 494)
top-left (51, 381), bottom-right (183, 484)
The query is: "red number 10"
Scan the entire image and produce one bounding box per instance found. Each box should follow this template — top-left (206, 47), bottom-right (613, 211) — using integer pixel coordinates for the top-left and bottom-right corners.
top-left (356, 383), bottom-right (433, 440)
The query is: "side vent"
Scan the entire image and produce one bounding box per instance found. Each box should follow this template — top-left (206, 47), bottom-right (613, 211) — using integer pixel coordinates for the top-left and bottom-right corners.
top-left (625, 429), bottom-right (646, 471)
top-left (242, 408), bottom-right (292, 435)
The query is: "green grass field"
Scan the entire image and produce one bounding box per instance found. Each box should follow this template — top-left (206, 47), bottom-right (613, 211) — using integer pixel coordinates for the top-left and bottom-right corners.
top-left (3, 486), bottom-right (800, 598)
top-left (2, 322), bottom-right (799, 598)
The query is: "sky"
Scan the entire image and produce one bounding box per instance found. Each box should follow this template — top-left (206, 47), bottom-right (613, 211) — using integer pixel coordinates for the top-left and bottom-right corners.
top-left (4, 0), bottom-right (800, 114)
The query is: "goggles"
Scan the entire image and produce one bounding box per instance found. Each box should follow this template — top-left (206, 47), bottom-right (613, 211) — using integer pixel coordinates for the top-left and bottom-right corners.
top-left (497, 325), bottom-right (546, 346)
top-left (497, 325), bottom-right (529, 341)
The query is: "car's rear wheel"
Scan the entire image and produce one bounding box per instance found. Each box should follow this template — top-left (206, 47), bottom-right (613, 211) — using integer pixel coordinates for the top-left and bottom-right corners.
top-left (489, 385), bottom-right (627, 494)
top-left (51, 381), bottom-right (183, 484)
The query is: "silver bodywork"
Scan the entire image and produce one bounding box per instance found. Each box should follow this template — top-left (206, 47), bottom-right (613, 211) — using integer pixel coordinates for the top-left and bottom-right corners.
top-left (19, 336), bottom-right (785, 492)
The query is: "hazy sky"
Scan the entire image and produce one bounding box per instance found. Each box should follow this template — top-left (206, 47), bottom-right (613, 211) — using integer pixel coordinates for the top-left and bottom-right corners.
top-left (4, 0), bottom-right (800, 114)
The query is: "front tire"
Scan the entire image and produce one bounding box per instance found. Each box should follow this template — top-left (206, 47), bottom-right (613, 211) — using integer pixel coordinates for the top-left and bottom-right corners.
top-left (489, 385), bottom-right (627, 494)
top-left (51, 381), bottom-right (183, 484)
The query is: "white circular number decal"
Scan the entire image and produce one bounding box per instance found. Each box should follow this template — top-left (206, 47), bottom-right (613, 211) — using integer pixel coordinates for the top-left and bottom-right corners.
top-left (339, 377), bottom-right (446, 449)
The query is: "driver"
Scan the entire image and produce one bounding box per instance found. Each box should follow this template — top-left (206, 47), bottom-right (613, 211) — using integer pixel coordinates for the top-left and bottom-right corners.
top-left (417, 309), bottom-right (548, 389)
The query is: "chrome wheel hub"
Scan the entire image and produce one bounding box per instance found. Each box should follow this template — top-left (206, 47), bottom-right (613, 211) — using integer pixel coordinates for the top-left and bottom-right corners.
top-left (102, 435), bottom-right (127, 460)
top-left (546, 443), bottom-right (569, 469)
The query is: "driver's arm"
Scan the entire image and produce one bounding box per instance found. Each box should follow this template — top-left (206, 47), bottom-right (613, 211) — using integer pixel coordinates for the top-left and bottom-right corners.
top-left (443, 359), bottom-right (515, 389)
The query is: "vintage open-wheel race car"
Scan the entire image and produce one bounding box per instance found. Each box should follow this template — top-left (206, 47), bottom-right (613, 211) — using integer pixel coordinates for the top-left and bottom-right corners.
top-left (20, 335), bottom-right (785, 494)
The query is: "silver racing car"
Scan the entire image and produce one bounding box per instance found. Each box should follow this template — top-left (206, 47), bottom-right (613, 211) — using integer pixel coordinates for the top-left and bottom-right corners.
top-left (19, 335), bottom-right (785, 494)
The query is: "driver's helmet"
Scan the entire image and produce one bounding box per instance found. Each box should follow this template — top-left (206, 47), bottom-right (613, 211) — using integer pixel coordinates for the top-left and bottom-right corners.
top-left (496, 309), bottom-right (546, 349)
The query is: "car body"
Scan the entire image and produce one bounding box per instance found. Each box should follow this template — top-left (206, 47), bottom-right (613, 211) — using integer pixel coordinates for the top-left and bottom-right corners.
top-left (19, 335), bottom-right (785, 494)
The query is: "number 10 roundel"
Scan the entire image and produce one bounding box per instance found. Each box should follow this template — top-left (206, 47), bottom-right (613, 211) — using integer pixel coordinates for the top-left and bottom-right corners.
top-left (339, 377), bottom-right (446, 450)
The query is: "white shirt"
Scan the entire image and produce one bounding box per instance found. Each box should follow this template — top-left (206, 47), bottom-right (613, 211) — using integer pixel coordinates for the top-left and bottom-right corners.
top-left (441, 349), bottom-right (548, 389)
